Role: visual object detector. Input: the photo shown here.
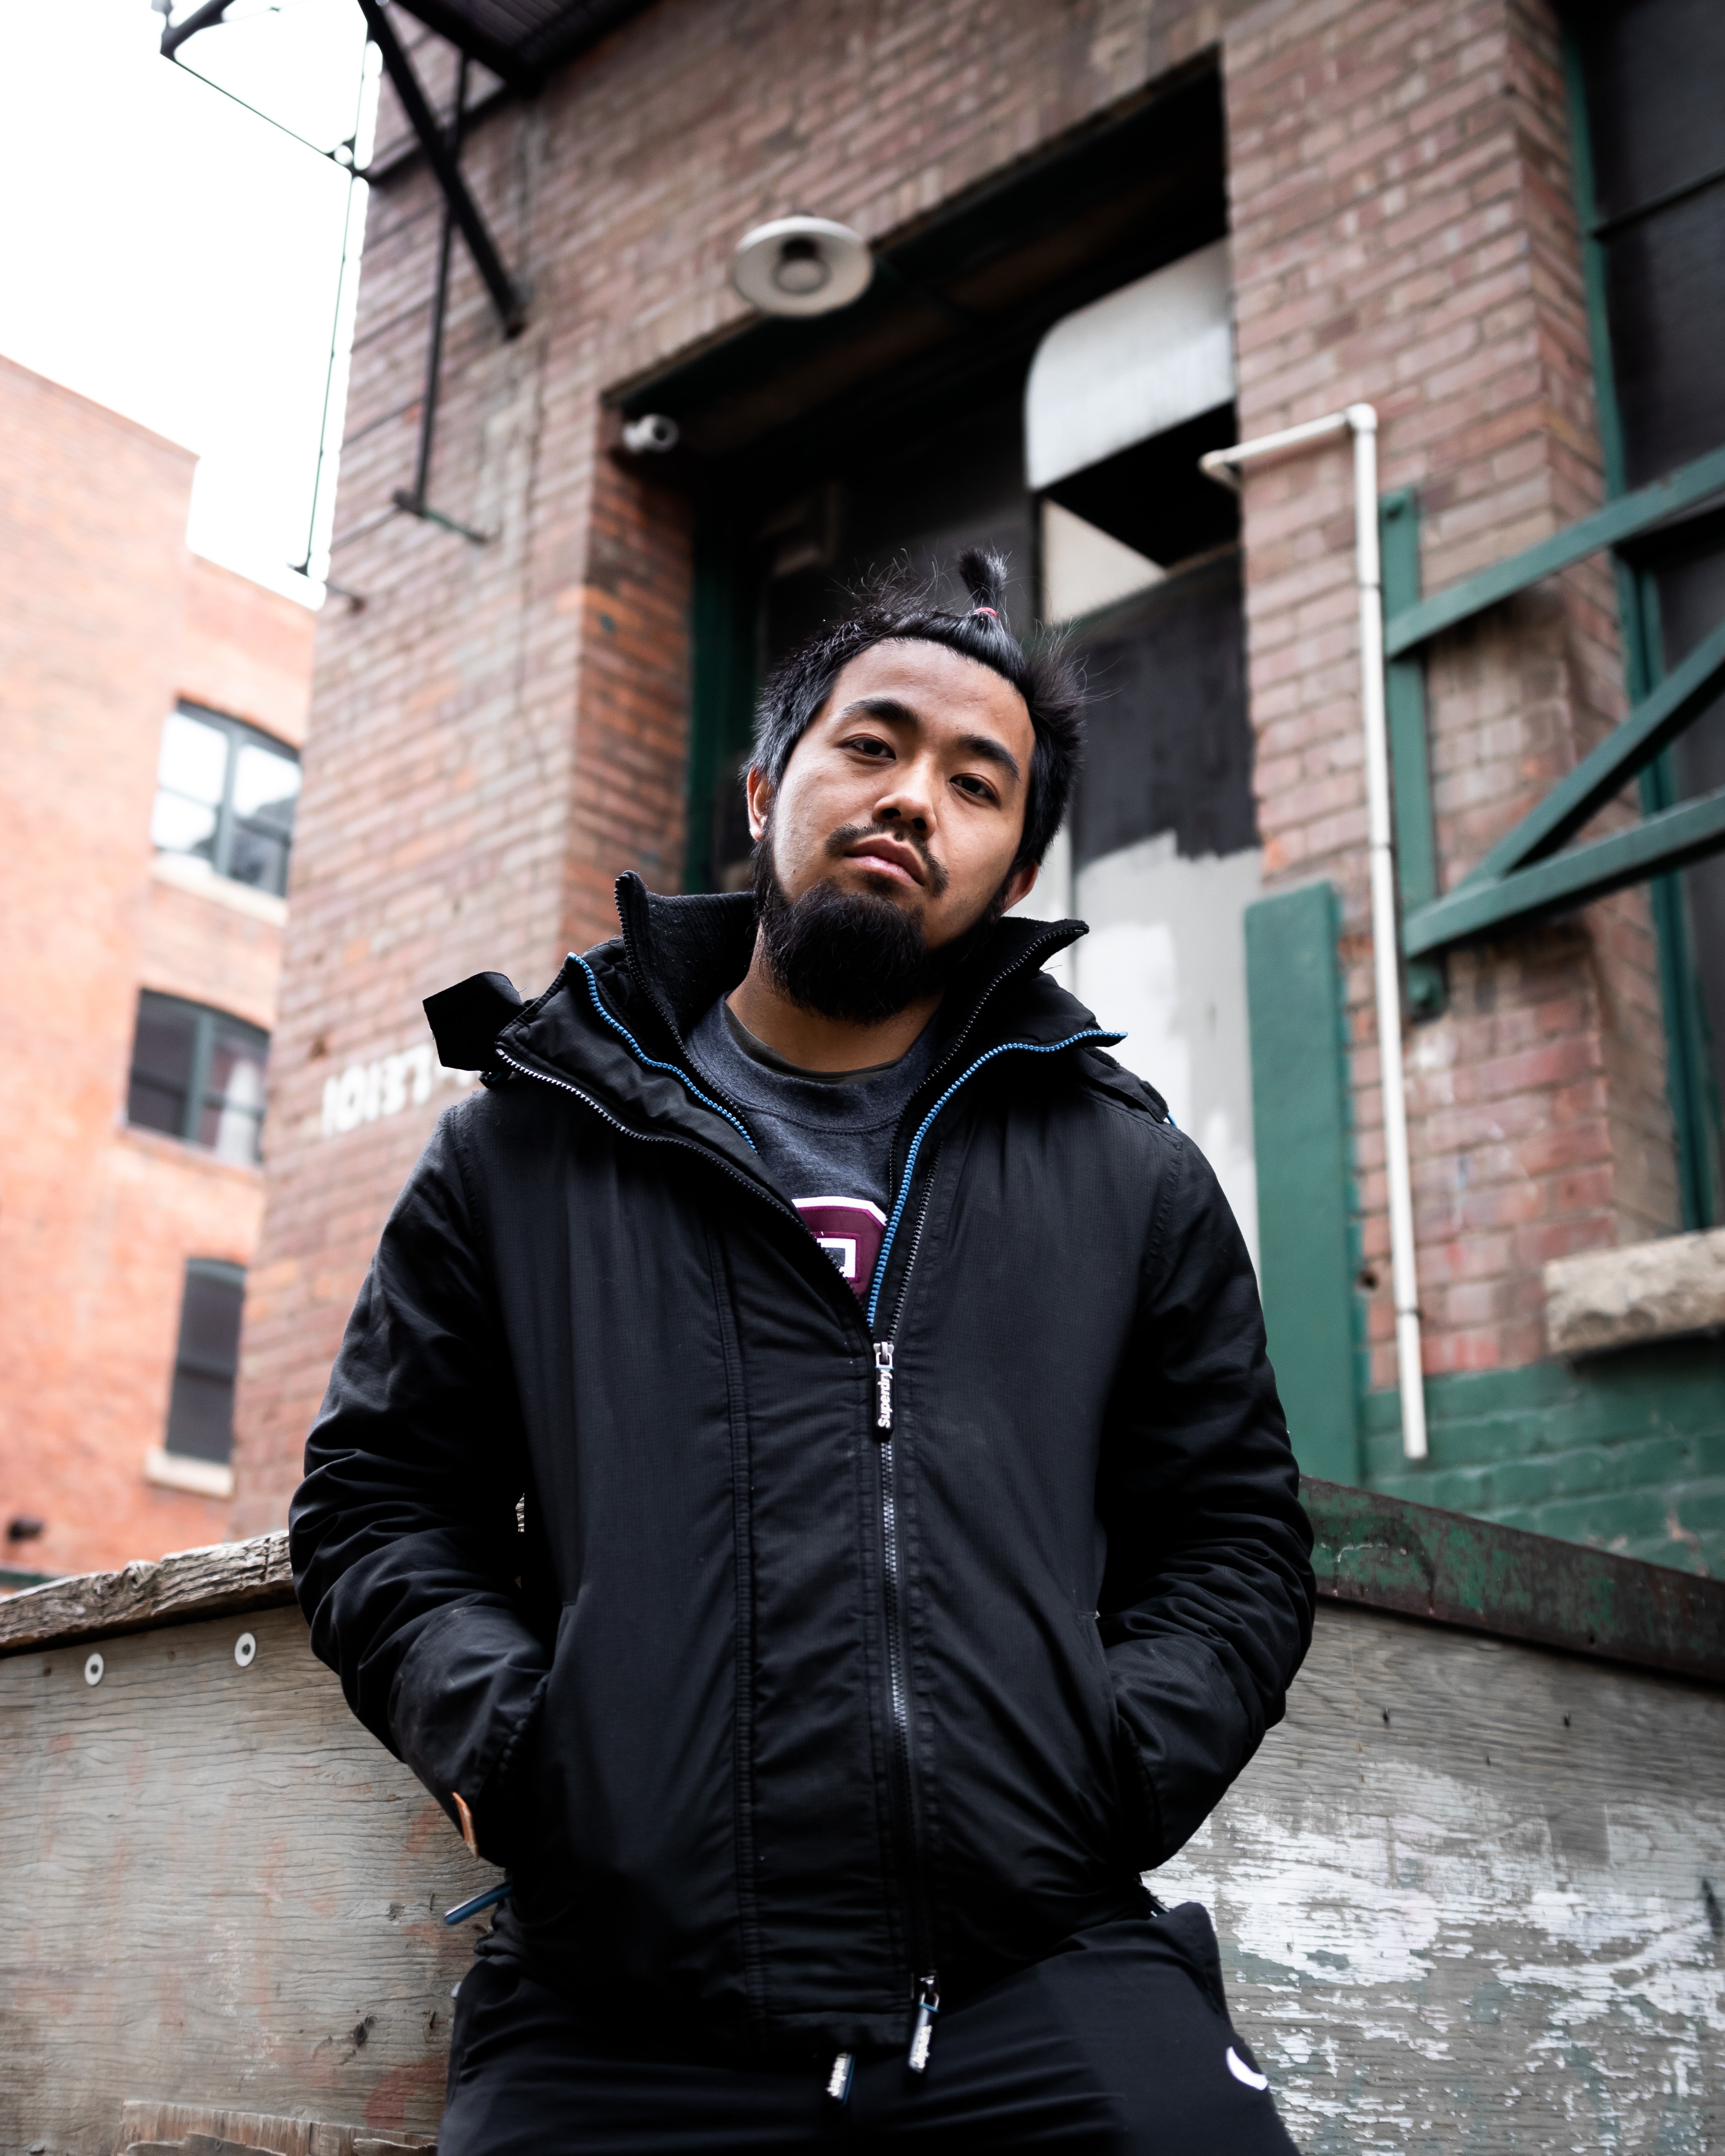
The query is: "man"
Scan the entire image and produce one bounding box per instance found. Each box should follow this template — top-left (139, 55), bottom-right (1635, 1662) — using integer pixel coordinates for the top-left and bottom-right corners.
top-left (292, 552), bottom-right (1314, 2153)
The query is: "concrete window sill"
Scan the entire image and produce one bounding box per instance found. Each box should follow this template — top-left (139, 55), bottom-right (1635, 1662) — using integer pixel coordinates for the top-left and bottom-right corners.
top-left (151, 849), bottom-right (289, 926)
top-left (117, 1124), bottom-right (263, 1182)
top-left (144, 1448), bottom-right (234, 1500)
top-left (1545, 1228), bottom-right (1725, 1357)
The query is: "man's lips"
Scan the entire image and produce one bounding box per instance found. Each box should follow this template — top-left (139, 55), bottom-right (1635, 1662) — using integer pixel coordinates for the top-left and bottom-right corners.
top-left (843, 836), bottom-right (927, 887)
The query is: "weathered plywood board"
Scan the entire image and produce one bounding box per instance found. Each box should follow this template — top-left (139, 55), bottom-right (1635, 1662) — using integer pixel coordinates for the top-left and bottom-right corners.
top-left (2, 1597), bottom-right (1721, 2155)
top-left (0, 1604), bottom-right (500, 2156)
top-left (1161, 1606), bottom-right (1725, 2153)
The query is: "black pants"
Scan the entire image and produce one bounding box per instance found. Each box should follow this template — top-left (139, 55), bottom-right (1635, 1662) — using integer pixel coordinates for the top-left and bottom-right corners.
top-left (439, 1905), bottom-right (1301, 2154)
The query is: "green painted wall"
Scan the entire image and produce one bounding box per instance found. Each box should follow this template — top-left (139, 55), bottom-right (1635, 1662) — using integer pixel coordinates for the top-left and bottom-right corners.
top-left (1361, 1344), bottom-right (1725, 1579)
top-left (1243, 874), bottom-right (1725, 1582)
top-left (1244, 882), bottom-right (1360, 1485)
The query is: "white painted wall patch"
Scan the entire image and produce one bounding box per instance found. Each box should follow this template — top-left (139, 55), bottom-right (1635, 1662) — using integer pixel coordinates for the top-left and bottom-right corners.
top-left (320, 1044), bottom-right (475, 1138)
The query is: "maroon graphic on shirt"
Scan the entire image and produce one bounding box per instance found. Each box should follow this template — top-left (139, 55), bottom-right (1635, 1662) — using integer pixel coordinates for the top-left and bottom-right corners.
top-left (794, 1196), bottom-right (887, 1302)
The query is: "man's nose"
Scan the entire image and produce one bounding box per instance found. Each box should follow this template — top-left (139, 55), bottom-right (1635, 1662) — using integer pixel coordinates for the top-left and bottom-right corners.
top-left (875, 767), bottom-right (936, 835)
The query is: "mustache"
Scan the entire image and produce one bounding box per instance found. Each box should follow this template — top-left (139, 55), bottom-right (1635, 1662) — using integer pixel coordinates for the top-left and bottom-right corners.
top-left (823, 819), bottom-right (950, 898)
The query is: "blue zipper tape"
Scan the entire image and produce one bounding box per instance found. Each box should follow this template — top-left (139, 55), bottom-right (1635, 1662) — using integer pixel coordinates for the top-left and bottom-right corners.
top-left (571, 955), bottom-right (757, 1153)
top-left (864, 1030), bottom-right (1122, 1329)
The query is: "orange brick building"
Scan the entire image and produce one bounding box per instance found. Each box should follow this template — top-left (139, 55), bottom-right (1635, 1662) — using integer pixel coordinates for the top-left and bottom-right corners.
top-left (224, 0), bottom-right (1721, 1573)
top-left (0, 356), bottom-right (314, 1578)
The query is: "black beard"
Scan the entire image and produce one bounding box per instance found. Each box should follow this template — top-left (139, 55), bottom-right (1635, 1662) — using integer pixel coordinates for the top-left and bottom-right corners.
top-left (751, 829), bottom-right (1007, 1026)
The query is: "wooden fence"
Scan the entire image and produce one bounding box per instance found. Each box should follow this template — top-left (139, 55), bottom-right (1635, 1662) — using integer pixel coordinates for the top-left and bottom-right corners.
top-left (2, 1489), bottom-right (1721, 2154)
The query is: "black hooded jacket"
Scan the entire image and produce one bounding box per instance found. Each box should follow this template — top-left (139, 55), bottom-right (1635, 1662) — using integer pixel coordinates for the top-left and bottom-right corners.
top-left (290, 877), bottom-right (1314, 2063)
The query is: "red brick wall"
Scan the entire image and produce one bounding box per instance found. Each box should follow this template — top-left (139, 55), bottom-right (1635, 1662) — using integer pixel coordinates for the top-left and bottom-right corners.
top-left (0, 359), bottom-right (314, 1575)
top-left (181, 553), bottom-right (315, 752)
top-left (1222, 0), bottom-right (1675, 1386)
top-left (230, 0), bottom-right (1268, 1531)
top-left (231, 0), bottom-right (1651, 1523)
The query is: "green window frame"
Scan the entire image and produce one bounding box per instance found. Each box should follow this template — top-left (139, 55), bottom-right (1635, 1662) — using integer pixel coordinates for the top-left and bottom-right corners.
top-left (126, 991), bottom-right (271, 1166)
top-left (151, 701), bottom-right (303, 900)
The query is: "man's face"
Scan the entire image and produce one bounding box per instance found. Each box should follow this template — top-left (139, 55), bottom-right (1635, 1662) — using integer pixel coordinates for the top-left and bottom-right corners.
top-left (747, 638), bottom-right (1039, 947)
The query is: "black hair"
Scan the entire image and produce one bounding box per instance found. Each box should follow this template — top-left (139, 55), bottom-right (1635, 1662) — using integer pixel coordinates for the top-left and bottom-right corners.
top-left (749, 548), bottom-right (1083, 869)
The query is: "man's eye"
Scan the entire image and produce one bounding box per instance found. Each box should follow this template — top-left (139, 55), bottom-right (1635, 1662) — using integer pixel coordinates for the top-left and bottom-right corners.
top-left (847, 736), bottom-right (893, 758)
top-left (954, 775), bottom-right (997, 801)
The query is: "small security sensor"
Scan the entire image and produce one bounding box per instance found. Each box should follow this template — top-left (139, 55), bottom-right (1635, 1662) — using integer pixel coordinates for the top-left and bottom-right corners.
top-left (731, 216), bottom-right (873, 319)
top-left (621, 413), bottom-right (680, 454)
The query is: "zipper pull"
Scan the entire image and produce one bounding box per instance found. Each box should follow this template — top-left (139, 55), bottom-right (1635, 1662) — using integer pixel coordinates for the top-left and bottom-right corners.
top-left (824, 2050), bottom-right (855, 2106)
top-left (907, 1975), bottom-right (939, 2072)
top-left (873, 1339), bottom-right (894, 1433)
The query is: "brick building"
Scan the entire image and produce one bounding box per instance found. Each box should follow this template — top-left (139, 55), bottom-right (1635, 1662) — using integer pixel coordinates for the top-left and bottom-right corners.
top-left (0, 357), bottom-right (315, 1578)
top-left (226, 0), bottom-right (1723, 1574)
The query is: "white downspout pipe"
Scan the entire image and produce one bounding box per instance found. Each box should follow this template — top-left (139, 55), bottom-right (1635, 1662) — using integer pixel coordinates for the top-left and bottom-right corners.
top-left (1201, 404), bottom-right (1428, 1463)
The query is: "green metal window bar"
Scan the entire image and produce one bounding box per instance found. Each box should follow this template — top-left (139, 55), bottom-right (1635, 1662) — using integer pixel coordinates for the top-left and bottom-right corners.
top-left (1380, 441), bottom-right (1725, 960)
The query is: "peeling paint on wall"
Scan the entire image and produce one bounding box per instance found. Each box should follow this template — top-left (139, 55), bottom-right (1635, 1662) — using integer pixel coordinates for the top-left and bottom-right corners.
top-left (1155, 1614), bottom-right (1725, 2152)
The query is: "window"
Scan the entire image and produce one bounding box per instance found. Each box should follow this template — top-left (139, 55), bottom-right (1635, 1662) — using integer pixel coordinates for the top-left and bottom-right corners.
top-left (127, 992), bottom-right (269, 1165)
top-left (1568, 0), bottom-right (1725, 1223)
top-left (163, 1259), bottom-right (245, 1465)
top-left (151, 702), bottom-right (302, 898)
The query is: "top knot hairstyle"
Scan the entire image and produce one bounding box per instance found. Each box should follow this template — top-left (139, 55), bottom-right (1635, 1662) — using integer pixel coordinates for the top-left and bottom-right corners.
top-left (750, 547), bottom-right (1083, 871)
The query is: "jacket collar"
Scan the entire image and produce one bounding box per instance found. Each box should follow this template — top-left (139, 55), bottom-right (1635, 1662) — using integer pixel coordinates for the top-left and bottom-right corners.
top-left (494, 874), bottom-right (1105, 1178)
top-left (608, 872), bottom-right (1100, 1063)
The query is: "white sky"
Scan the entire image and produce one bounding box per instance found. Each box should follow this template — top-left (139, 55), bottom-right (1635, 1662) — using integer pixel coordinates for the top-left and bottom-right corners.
top-left (0, 0), bottom-right (380, 605)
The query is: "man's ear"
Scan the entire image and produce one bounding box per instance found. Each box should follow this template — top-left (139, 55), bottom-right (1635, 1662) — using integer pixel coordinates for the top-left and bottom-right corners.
top-left (1003, 858), bottom-right (1039, 912)
top-left (745, 765), bottom-right (775, 843)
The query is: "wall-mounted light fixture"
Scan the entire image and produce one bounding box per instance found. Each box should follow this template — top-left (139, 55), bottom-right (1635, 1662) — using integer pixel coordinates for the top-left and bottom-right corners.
top-left (731, 216), bottom-right (873, 318)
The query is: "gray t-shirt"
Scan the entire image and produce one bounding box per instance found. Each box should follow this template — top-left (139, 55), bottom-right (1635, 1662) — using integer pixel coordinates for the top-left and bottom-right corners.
top-left (686, 995), bottom-right (939, 1300)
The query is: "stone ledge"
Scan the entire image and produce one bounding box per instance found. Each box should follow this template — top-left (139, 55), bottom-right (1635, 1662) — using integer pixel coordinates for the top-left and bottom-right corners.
top-left (1545, 1228), bottom-right (1725, 1356)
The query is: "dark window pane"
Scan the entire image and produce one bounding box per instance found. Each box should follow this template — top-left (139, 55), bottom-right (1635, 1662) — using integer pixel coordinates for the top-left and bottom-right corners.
top-left (1657, 539), bottom-right (1725, 1114)
top-left (1573, 0), bottom-right (1725, 226)
top-left (1067, 548), bottom-right (1255, 871)
top-left (165, 1262), bottom-right (245, 1463)
top-left (128, 995), bottom-right (197, 1139)
top-left (1603, 188), bottom-right (1725, 485)
top-left (163, 1368), bottom-right (237, 1462)
top-left (226, 824), bottom-right (290, 896)
top-left (126, 1076), bottom-right (187, 1137)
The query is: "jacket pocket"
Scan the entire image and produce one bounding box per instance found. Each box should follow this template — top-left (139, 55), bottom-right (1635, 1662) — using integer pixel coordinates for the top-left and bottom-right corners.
top-left (387, 1597), bottom-right (552, 1866)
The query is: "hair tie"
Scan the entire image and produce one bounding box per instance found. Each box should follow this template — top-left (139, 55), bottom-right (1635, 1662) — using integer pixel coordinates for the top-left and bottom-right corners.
top-left (971, 605), bottom-right (999, 620)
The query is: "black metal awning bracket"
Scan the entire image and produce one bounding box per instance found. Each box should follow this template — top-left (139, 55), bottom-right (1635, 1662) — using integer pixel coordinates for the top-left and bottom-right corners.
top-left (355, 0), bottom-right (527, 337)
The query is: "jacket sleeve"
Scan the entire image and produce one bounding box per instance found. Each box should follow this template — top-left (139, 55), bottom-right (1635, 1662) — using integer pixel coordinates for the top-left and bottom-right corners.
top-left (1096, 1124), bottom-right (1316, 1870)
top-left (289, 1104), bottom-right (549, 1865)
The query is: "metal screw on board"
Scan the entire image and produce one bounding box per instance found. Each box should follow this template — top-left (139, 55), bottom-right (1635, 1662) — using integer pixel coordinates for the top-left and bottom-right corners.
top-left (83, 1652), bottom-right (104, 1687)
top-left (234, 1632), bottom-right (257, 1668)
